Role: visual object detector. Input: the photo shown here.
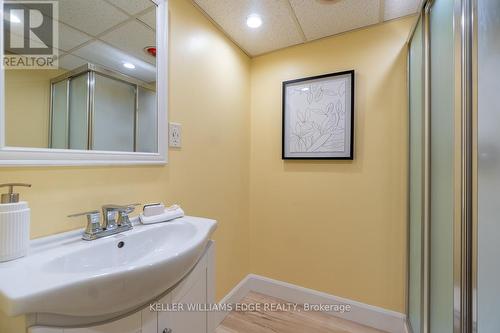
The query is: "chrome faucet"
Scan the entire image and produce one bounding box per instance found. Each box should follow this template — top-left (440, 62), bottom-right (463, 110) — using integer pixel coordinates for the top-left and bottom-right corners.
top-left (102, 204), bottom-right (139, 230)
top-left (69, 203), bottom-right (140, 241)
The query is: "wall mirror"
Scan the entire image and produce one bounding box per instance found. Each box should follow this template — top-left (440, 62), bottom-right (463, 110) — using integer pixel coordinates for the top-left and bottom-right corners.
top-left (0, 0), bottom-right (167, 166)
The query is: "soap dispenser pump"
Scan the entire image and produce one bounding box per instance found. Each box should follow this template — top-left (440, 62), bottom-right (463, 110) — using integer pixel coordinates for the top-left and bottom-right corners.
top-left (0, 183), bottom-right (31, 262)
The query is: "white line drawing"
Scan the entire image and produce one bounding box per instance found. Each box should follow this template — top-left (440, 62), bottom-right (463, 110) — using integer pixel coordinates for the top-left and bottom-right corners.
top-left (286, 78), bottom-right (348, 153)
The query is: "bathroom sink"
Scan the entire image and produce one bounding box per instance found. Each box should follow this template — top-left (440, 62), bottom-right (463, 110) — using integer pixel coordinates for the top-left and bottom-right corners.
top-left (0, 216), bottom-right (217, 318)
top-left (44, 222), bottom-right (197, 274)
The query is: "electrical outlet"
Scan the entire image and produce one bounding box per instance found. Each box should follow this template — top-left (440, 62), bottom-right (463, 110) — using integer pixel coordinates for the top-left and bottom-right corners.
top-left (169, 122), bottom-right (182, 148)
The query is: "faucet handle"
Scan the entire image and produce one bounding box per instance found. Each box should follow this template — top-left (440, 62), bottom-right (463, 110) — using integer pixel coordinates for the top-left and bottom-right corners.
top-left (68, 210), bottom-right (103, 237)
top-left (101, 203), bottom-right (140, 229)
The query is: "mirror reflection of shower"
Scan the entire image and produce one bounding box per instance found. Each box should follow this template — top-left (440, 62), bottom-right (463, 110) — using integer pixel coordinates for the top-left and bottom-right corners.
top-left (3, 0), bottom-right (158, 153)
top-left (49, 64), bottom-right (157, 153)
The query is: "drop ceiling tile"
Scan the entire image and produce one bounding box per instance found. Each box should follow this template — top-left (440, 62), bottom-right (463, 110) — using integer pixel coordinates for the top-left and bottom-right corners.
top-left (105, 0), bottom-right (155, 16)
top-left (194, 0), bottom-right (304, 56)
top-left (58, 23), bottom-right (92, 51)
top-left (138, 8), bottom-right (156, 30)
top-left (384, 0), bottom-right (420, 21)
top-left (58, 53), bottom-right (88, 70)
top-left (72, 41), bottom-right (156, 82)
top-left (8, 16), bottom-right (91, 52)
top-left (100, 20), bottom-right (156, 64)
top-left (7, 25), bottom-right (90, 55)
top-left (288, 0), bottom-right (380, 41)
top-left (57, 0), bottom-right (129, 36)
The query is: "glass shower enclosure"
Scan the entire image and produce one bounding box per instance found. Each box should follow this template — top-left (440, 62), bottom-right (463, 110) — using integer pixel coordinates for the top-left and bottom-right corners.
top-left (408, 0), bottom-right (500, 332)
top-left (477, 0), bottom-right (500, 332)
top-left (49, 64), bottom-right (157, 153)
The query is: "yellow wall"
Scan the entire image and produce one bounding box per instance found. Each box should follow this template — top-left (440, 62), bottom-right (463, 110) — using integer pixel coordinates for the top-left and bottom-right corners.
top-left (0, 0), bottom-right (250, 331)
top-left (0, 6), bottom-right (414, 331)
top-left (249, 17), bottom-right (413, 312)
top-left (4, 69), bottom-right (65, 148)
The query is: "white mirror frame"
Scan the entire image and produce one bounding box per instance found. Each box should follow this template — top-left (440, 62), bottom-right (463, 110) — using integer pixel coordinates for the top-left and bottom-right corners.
top-left (0, 0), bottom-right (168, 166)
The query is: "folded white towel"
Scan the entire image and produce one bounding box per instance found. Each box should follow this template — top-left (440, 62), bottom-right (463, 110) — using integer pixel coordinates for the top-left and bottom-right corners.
top-left (139, 205), bottom-right (185, 224)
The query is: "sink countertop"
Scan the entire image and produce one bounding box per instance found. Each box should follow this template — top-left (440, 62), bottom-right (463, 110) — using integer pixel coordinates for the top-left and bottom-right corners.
top-left (0, 215), bottom-right (217, 318)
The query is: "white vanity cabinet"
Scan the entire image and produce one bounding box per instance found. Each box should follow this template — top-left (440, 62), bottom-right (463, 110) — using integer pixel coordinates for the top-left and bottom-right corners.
top-left (55, 313), bottom-right (143, 333)
top-left (29, 242), bottom-right (215, 333)
top-left (157, 253), bottom-right (208, 333)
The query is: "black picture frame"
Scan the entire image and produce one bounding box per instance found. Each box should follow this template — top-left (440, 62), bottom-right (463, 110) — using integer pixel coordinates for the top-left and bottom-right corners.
top-left (282, 70), bottom-right (355, 160)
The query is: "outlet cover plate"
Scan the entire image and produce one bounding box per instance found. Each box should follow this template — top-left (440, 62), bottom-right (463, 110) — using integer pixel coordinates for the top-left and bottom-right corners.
top-left (169, 122), bottom-right (182, 148)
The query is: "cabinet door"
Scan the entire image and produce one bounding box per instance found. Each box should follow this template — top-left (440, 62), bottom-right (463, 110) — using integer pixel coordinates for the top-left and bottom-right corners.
top-left (63, 313), bottom-right (141, 333)
top-left (157, 294), bottom-right (172, 333)
top-left (157, 268), bottom-right (208, 333)
top-left (141, 306), bottom-right (158, 333)
top-left (170, 269), bottom-right (207, 333)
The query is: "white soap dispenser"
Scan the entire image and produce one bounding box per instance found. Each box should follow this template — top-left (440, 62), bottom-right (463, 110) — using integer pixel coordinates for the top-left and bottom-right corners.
top-left (0, 183), bottom-right (31, 262)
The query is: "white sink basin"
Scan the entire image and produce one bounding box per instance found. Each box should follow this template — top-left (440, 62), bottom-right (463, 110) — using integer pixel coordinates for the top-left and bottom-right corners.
top-left (0, 216), bottom-right (217, 319)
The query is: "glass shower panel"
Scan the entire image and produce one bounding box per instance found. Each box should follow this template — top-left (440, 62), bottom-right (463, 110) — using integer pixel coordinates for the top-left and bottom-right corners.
top-left (429, 0), bottom-right (455, 332)
top-left (69, 73), bottom-right (89, 150)
top-left (93, 74), bottom-right (135, 152)
top-left (478, 0), bottom-right (500, 331)
top-left (136, 87), bottom-right (157, 153)
top-left (408, 16), bottom-right (423, 333)
top-left (50, 80), bottom-right (68, 149)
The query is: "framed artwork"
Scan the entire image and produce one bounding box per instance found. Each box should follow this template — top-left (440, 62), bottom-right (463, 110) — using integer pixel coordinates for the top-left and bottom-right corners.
top-left (282, 70), bottom-right (355, 160)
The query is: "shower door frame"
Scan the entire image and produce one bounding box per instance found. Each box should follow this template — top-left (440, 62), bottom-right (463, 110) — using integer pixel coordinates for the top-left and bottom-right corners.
top-left (406, 0), bottom-right (476, 332)
top-left (48, 63), bottom-right (156, 152)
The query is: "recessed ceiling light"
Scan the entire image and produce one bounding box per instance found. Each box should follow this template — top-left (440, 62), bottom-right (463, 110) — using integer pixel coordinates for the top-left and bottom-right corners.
top-left (123, 62), bottom-right (136, 69)
top-left (9, 14), bottom-right (21, 23)
top-left (246, 14), bottom-right (262, 29)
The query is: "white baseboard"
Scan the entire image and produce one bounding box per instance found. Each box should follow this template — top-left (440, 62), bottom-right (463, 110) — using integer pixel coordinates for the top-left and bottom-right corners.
top-left (215, 274), bottom-right (407, 333)
top-left (213, 274), bottom-right (254, 326)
